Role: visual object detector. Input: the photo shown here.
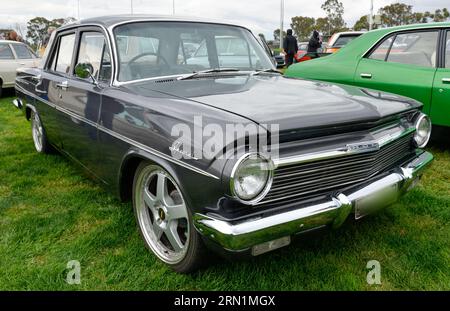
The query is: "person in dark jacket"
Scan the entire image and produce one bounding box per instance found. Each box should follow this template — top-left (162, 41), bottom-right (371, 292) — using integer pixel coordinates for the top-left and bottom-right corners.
top-left (307, 30), bottom-right (322, 54)
top-left (283, 29), bottom-right (298, 67)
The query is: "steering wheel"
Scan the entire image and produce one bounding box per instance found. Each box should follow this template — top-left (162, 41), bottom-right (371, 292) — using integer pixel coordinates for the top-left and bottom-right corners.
top-left (128, 52), bottom-right (170, 67)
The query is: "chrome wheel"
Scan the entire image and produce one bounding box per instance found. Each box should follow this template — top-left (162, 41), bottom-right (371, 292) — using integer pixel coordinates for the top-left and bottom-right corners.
top-left (31, 112), bottom-right (44, 152)
top-left (134, 165), bottom-right (190, 264)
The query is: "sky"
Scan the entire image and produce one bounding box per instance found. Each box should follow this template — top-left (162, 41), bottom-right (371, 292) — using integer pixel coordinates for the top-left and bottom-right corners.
top-left (1, 0), bottom-right (449, 39)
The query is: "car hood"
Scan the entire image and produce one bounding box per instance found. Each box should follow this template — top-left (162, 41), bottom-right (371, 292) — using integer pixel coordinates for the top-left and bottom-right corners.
top-left (126, 74), bottom-right (421, 134)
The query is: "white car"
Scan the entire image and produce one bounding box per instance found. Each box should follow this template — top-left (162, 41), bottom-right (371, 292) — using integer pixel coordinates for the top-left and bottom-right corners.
top-left (0, 40), bottom-right (40, 96)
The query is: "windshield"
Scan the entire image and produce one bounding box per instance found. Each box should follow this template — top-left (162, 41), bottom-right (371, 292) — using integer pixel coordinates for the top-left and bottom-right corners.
top-left (114, 22), bottom-right (273, 82)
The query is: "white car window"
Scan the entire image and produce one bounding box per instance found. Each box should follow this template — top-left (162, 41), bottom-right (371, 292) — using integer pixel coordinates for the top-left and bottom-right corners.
top-left (0, 43), bottom-right (14, 59)
top-left (12, 44), bottom-right (34, 59)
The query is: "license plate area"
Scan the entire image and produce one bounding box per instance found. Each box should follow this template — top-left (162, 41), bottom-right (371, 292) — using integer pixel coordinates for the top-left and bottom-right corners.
top-left (355, 183), bottom-right (399, 219)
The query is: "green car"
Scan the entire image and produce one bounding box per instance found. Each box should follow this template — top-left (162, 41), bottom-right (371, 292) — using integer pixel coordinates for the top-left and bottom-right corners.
top-left (286, 22), bottom-right (450, 128)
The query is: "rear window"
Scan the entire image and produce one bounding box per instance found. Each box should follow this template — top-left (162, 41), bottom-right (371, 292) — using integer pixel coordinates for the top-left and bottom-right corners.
top-left (333, 35), bottom-right (361, 47)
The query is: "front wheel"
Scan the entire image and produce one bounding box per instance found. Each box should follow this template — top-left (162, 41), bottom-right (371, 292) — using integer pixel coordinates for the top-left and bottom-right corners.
top-left (132, 162), bottom-right (207, 273)
top-left (31, 111), bottom-right (52, 154)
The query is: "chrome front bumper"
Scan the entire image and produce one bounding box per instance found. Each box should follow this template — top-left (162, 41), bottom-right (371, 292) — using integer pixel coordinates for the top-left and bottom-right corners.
top-left (194, 151), bottom-right (433, 252)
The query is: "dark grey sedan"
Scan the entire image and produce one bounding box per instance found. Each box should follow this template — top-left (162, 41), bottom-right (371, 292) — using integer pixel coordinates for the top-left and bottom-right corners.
top-left (14, 15), bottom-right (433, 273)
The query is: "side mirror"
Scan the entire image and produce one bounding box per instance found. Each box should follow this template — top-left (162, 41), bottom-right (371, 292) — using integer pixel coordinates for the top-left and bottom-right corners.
top-left (75, 63), bottom-right (98, 86)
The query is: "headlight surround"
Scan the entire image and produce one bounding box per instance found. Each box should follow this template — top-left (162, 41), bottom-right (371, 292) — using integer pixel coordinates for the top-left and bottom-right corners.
top-left (413, 113), bottom-right (432, 148)
top-left (230, 153), bottom-right (274, 204)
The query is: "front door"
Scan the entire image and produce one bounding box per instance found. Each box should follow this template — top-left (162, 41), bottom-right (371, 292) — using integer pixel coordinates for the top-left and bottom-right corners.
top-left (57, 28), bottom-right (112, 177)
top-left (354, 30), bottom-right (439, 115)
top-left (430, 30), bottom-right (450, 127)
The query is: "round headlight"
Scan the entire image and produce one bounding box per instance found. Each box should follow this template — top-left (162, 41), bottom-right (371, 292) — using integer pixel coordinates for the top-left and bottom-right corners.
top-left (413, 114), bottom-right (432, 148)
top-left (231, 154), bottom-right (273, 204)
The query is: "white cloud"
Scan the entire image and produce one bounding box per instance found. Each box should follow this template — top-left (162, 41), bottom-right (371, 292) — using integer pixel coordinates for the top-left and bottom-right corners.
top-left (0, 0), bottom-right (448, 39)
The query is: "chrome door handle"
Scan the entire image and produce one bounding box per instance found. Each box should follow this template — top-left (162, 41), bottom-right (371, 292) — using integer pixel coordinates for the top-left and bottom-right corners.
top-left (442, 78), bottom-right (450, 84)
top-left (56, 81), bottom-right (69, 91)
top-left (360, 73), bottom-right (372, 79)
top-left (19, 62), bottom-right (26, 65)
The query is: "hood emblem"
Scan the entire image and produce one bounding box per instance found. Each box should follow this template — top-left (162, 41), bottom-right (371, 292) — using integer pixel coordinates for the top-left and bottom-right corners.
top-left (346, 142), bottom-right (380, 153)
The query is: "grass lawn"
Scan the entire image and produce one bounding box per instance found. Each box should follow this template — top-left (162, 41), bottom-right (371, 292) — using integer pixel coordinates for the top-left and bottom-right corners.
top-left (0, 92), bottom-right (449, 290)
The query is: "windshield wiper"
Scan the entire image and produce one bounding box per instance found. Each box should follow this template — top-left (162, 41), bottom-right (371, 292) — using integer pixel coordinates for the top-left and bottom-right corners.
top-left (177, 68), bottom-right (240, 80)
top-left (251, 68), bottom-right (283, 76)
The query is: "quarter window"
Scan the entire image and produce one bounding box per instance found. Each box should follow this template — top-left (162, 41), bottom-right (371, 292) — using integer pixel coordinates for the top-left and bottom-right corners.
top-left (0, 43), bottom-right (14, 59)
top-left (386, 31), bottom-right (438, 68)
top-left (12, 44), bottom-right (34, 59)
top-left (54, 33), bottom-right (76, 74)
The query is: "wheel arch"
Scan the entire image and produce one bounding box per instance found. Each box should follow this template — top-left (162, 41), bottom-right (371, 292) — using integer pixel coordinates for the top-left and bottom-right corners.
top-left (25, 104), bottom-right (37, 120)
top-left (118, 148), bottom-right (192, 206)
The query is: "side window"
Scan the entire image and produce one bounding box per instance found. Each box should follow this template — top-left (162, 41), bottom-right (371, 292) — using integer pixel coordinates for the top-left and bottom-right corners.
top-left (445, 31), bottom-right (450, 68)
top-left (54, 33), bottom-right (76, 74)
top-left (368, 35), bottom-right (394, 61)
top-left (12, 44), bottom-right (33, 59)
top-left (76, 32), bottom-right (110, 80)
top-left (99, 43), bottom-right (112, 81)
top-left (0, 43), bottom-right (14, 59)
top-left (386, 31), bottom-right (439, 68)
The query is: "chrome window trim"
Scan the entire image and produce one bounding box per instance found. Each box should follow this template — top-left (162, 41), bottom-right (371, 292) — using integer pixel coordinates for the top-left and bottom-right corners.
top-left (52, 23), bottom-right (115, 87)
top-left (362, 25), bottom-right (448, 59)
top-left (15, 83), bottom-right (219, 180)
top-left (273, 120), bottom-right (416, 167)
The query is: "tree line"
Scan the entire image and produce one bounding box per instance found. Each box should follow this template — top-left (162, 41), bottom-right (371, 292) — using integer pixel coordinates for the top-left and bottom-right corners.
top-left (274, 1), bottom-right (450, 42)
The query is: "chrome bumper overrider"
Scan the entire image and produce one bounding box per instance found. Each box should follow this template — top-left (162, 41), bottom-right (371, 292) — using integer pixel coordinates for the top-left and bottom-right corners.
top-left (194, 151), bottom-right (433, 252)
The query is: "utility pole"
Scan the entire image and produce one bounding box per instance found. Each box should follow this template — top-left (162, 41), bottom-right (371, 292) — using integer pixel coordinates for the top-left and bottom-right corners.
top-left (369, 0), bottom-right (374, 31)
top-left (173, 0), bottom-right (175, 15)
top-left (77, 0), bottom-right (80, 20)
top-left (131, 0), bottom-right (134, 14)
top-left (279, 0), bottom-right (284, 50)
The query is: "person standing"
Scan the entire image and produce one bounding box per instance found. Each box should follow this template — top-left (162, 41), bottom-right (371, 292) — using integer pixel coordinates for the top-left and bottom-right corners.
top-left (307, 30), bottom-right (322, 55)
top-left (283, 29), bottom-right (298, 67)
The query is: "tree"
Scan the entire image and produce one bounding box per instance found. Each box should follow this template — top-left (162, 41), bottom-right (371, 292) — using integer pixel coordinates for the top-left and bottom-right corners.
top-left (273, 28), bottom-right (286, 41)
top-left (315, 17), bottom-right (330, 35)
top-left (321, 0), bottom-right (346, 35)
top-left (26, 17), bottom-right (75, 48)
top-left (378, 3), bottom-right (413, 27)
top-left (353, 15), bottom-right (369, 31)
top-left (26, 17), bottom-right (51, 48)
top-left (290, 16), bottom-right (316, 41)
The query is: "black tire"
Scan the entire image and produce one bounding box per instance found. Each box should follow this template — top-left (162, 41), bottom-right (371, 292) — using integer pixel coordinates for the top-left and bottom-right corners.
top-left (30, 110), bottom-right (53, 154)
top-left (132, 161), bottom-right (208, 273)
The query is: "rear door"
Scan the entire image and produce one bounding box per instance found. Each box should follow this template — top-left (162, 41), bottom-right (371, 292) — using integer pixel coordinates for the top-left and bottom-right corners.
top-left (354, 30), bottom-right (439, 115)
top-left (430, 30), bottom-right (450, 127)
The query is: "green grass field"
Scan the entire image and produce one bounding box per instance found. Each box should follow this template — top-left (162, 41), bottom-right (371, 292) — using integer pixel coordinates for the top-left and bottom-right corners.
top-left (0, 93), bottom-right (449, 290)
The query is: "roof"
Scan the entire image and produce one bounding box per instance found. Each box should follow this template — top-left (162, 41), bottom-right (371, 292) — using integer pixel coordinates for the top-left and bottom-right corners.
top-left (0, 40), bottom-right (25, 44)
top-left (60, 14), bottom-right (249, 31)
top-left (369, 21), bottom-right (450, 35)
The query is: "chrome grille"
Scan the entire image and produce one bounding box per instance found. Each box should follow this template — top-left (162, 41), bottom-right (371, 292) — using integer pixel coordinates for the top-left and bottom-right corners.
top-left (259, 133), bottom-right (414, 205)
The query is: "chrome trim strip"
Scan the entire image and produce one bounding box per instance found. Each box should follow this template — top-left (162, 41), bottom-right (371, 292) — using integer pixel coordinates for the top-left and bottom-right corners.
top-left (273, 121), bottom-right (415, 167)
top-left (15, 84), bottom-right (219, 180)
top-left (195, 151), bottom-right (433, 251)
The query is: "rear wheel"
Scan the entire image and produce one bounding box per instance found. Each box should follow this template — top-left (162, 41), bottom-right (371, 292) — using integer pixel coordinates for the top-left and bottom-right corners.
top-left (31, 111), bottom-right (52, 154)
top-left (132, 162), bottom-right (207, 273)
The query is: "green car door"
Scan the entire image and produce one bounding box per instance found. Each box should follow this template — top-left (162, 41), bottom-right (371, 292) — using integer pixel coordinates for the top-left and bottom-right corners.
top-left (354, 30), bottom-right (439, 116)
top-left (430, 30), bottom-right (450, 127)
